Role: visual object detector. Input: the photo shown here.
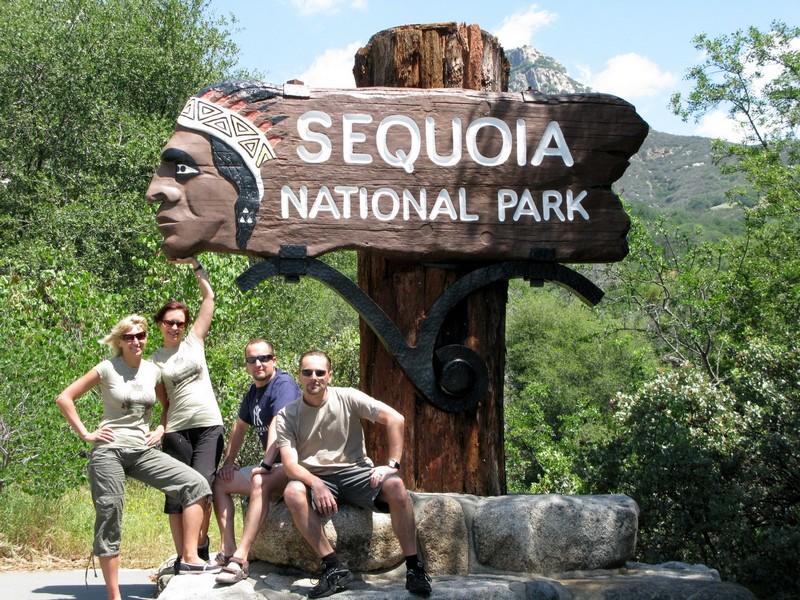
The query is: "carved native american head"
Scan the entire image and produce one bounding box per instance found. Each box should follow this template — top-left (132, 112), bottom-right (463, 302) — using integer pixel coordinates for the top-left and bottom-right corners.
top-left (146, 81), bottom-right (284, 258)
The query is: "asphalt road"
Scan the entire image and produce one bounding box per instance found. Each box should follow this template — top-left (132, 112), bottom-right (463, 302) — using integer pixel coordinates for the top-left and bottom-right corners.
top-left (0, 569), bottom-right (156, 600)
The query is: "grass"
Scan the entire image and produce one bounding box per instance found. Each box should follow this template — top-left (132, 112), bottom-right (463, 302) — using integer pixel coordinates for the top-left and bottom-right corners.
top-left (0, 480), bottom-right (243, 570)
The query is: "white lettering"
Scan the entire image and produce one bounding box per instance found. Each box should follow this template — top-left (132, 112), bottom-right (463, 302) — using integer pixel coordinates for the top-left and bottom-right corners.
top-left (516, 119), bottom-right (527, 167)
top-left (429, 189), bottom-right (458, 220)
top-left (542, 190), bottom-right (565, 221)
top-left (403, 189), bottom-right (427, 220)
top-left (425, 116), bottom-right (462, 167)
top-left (309, 186), bottom-right (340, 219)
top-left (342, 113), bottom-right (373, 165)
top-left (334, 186), bottom-right (358, 219)
top-left (466, 117), bottom-right (512, 166)
top-left (359, 187), bottom-right (369, 219)
top-left (297, 111), bottom-right (332, 163)
top-left (372, 188), bottom-right (400, 221)
top-left (377, 115), bottom-right (420, 173)
top-left (458, 187), bottom-right (478, 222)
top-left (531, 121), bottom-right (574, 167)
top-left (512, 189), bottom-right (542, 222)
top-left (566, 189), bottom-right (589, 220)
top-left (497, 189), bottom-right (517, 223)
top-left (281, 185), bottom-right (308, 218)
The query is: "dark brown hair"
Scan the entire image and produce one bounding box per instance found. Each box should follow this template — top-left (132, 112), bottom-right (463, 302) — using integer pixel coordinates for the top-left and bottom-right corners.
top-left (299, 350), bottom-right (331, 372)
top-left (154, 300), bottom-right (191, 324)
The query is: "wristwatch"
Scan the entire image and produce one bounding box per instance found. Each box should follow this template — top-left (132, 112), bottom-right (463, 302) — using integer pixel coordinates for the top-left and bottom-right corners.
top-left (260, 461), bottom-right (273, 472)
top-left (388, 458), bottom-right (401, 469)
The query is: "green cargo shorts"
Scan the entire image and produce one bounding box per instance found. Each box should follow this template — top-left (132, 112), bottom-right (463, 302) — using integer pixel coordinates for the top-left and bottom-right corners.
top-left (88, 445), bottom-right (211, 556)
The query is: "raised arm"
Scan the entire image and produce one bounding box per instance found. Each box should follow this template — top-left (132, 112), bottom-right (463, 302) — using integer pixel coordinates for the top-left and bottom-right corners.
top-left (171, 256), bottom-right (214, 340)
top-left (55, 368), bottom-right (114, 444)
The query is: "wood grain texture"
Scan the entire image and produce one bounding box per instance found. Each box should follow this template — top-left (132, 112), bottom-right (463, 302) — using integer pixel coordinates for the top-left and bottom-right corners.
top-left (356, 23), bottom-right (510, 495)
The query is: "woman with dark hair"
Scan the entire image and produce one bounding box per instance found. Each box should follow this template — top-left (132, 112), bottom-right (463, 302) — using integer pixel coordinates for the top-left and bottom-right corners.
top-left (151, 257), bottom-right (224, 570)
top-left (56, 314), bottom-right (217, 600)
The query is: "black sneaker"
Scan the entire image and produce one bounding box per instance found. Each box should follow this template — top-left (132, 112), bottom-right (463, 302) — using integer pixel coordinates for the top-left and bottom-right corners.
top-left (308, 564), bottom-right (353, 598)
top-left (406, 564), bottom-right (432, 596)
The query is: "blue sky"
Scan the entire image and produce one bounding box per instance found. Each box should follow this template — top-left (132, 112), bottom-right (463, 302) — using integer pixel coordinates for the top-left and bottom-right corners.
top-left (208, 1), bottom-right (798, 139)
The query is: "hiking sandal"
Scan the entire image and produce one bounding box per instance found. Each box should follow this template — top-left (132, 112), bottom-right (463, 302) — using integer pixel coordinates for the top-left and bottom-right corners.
top-left (215, 557), bottom-right (249, 585)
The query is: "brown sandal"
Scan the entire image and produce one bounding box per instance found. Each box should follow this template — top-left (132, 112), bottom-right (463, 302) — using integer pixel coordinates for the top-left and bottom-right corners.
top-left (215, 557), bottom-right (249, 585)
top-left (213, 552), bottom-right (232, 566)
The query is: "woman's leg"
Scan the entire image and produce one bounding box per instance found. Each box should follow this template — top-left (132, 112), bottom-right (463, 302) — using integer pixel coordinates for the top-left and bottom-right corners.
top-left (162, 431), bottom-right (193, 556)
top-left (129, 447), bottom-right (211, 565)
top-left (189, 426), bottom-right (224, 553)
top-left (98, 554), bottom-right (121, 600)
top-left (181, 500), bottom-right (207, 563)
top-left (88, 448), bottom-right (127, 600)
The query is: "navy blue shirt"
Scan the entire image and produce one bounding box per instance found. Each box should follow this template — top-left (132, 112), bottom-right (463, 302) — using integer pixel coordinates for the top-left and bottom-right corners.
top-left (237, 368), bottom-right (300, 449)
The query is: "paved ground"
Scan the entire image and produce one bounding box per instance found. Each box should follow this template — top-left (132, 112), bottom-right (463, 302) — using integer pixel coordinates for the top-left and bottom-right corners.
top-left (0, 569), bottom-right (156, 600)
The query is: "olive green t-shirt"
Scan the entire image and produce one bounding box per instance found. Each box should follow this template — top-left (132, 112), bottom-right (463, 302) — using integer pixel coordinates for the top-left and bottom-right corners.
top-left (94, 356), bottom-right (161, 448)
top-left (276, 386), bottom-right (384, 475)
top-left (150, 331), bottom-right (223, 432)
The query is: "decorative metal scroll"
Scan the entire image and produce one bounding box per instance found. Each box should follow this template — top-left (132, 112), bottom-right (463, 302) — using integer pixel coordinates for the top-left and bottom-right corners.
top-left (237, 246), bottom-right (603, 413)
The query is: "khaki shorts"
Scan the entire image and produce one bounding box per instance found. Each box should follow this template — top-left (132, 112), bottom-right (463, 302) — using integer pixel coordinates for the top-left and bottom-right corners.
top-left (88, 445), bottom-right (211, 556)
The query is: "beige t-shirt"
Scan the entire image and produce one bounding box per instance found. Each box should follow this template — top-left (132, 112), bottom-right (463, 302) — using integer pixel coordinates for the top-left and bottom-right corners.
top-left (150, 331), bottom-right (222, 431)
top-left (276, 387), bottom-right (384, 475)
top-left (94, 356), bottom-right (161, 448)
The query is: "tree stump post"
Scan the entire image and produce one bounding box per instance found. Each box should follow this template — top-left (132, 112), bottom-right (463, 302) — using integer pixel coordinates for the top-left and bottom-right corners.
top-left (353, 23), bottom-right (509, 495)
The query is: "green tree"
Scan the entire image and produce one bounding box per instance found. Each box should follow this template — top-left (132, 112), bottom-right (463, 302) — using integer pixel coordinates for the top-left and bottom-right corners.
top-left (504, 282), bottom-right (657, 493)
top-left (0, 0), bottom-right (240, 285)
top-left (591, 22), bottom-right (800, 598)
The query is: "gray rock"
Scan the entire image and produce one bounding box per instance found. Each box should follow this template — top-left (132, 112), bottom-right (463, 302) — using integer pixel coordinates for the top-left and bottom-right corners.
top-left (157, 561), bottom-right (756, 600)
top-left (250, 500), bottom-right (402, 573)
top-left (414, 493), bottom-right (470, 575)
top-left (473, 494), bottom-right (638, 574)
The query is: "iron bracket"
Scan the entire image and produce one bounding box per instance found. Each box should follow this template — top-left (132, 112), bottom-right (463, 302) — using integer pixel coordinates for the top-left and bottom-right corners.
top-left (237, 246), bottom-right (603, 413)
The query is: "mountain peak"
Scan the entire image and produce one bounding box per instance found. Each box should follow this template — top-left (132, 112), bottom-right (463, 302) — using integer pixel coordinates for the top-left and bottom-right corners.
top-left (506, 46), bottom-right (591, 95)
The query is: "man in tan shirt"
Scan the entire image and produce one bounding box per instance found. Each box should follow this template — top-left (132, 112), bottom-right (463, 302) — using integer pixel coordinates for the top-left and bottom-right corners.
top-left (276, 350), bottom-right (432, 598)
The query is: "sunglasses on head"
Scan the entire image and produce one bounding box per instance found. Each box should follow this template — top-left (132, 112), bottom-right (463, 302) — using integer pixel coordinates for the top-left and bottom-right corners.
top-left (161, 319), bottom-right (186, 329)
top-left (301, 368), bottom-right (327, 377)
top-left (245, 354), bottom-right (274, 364)
top-left (122, 331), bottom-right (147, 342)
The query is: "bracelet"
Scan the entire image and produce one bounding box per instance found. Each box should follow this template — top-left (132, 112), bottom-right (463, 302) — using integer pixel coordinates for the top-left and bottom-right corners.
top-left (260, 461), bottom-right (273, 472)
top-left (193, 263), bottom-right (204, 272)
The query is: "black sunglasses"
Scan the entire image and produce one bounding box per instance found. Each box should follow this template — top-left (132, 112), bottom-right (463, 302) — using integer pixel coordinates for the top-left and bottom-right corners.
top-left (301, 369), bottom-right (327, 377)
top-left (122, 331), bottom-right (147, 342)
top-left (161, 319), bottom-right (186, 329)
top-left (245, 354), bottom-right (274, 364)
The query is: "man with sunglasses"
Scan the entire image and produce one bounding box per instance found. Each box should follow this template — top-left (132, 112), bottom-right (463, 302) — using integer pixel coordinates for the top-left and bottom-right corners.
top-left (276, 350), bottom-right (432, 598)
top-left (212, 339), bottom-right (301, 585)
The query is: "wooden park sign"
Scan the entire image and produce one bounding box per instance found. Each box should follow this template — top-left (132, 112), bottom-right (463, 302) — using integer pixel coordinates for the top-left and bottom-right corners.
top-left (147, 81), bottom-right (647, 264)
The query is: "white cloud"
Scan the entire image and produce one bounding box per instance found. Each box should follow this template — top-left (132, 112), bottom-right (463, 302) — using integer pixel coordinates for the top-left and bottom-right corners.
top-left (493, 4), bottom-right (556, 49)
top-left (298, 42), bottom-right (362, 88)
top-left (693, 110), bottom-right (748, 143)
top-left (290, 0), bottom-right (366, 15)
top-left (584, 53), bottom-right (675, 99)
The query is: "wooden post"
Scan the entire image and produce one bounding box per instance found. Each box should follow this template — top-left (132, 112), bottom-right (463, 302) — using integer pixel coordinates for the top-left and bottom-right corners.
top-left (353, 23), bottom-right (509, 495)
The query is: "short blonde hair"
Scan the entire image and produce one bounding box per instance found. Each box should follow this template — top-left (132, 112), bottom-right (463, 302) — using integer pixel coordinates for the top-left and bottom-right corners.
top-left (100, 315), bottom-right (148, 356)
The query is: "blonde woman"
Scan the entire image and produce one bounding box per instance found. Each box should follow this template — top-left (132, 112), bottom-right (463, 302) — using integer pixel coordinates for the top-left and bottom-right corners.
top-left (56, 315), bottom-right (218, 600)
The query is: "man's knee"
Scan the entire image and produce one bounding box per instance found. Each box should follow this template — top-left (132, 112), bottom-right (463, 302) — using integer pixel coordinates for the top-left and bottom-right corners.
top-left (250, 473), bottom-right (266, 497)
top-left (283, 481), bottom-right (308, 511)
top-left (381, 476), bottom-right (409, 504)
